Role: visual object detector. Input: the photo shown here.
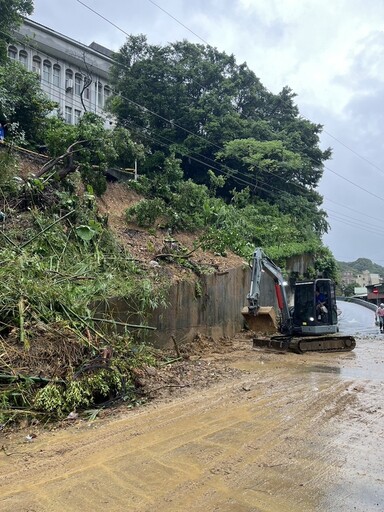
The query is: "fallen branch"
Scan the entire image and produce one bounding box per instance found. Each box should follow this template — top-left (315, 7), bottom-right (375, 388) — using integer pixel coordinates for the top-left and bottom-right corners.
top-left (35, 140), bottom-right (88, 178)
top-left (171, 335), bottom-right (181, 358)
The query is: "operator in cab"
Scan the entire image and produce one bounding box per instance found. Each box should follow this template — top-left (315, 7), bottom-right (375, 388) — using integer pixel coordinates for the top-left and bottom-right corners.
top-left (316, 289), bottom-right (328, 321)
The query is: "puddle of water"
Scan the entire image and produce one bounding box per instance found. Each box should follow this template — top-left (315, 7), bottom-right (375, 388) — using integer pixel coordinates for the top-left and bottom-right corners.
top-left (301, 365), bottom-right (340, 374)
top-left (340, 366), bottom-right (384, 380)
top-left (303, 363), bottom-right (384, 381)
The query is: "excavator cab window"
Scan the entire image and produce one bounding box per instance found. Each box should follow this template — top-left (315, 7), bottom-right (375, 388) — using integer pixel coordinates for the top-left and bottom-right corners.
top-left (293, 282), bottom-right (315, 327)
top-left (293, 279), bottom-right (337, 327)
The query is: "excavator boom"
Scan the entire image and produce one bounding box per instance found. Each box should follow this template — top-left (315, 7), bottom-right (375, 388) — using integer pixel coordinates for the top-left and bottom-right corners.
top-left (242, 248), bottom-right (291, 334)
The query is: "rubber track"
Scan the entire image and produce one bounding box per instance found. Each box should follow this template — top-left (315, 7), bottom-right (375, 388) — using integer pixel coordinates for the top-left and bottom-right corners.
top-left (253, 335), bottom-right (356, 354)
top-left (293, 335), bottom-right (356, 354)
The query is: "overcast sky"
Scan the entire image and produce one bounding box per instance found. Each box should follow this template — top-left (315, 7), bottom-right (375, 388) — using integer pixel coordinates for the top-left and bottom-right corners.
top-left (29, 0), bottom-right (384, 264)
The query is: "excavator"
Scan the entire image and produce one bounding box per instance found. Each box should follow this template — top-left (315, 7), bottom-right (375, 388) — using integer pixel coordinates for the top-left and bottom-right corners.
top-left (242, 248), bottom-right (356, 353)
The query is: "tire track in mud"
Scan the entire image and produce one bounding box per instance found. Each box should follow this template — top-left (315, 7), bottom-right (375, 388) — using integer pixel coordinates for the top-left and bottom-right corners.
top-left (1, 344), bottom-right (382, 512)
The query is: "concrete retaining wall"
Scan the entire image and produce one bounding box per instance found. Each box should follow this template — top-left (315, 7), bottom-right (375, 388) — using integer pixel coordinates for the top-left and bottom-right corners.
top-left (285, 253), bottom-right (314, 275)
top-left (96, 254), bottom-right (310, 349)
top-left (96, 264), bottom-right (280, 349)
top-left (146, 265), bottom-right (281, 348)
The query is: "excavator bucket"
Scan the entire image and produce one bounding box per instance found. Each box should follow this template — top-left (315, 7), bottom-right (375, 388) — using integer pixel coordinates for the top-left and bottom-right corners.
top-left (241, 306), bottom-right (278, 334)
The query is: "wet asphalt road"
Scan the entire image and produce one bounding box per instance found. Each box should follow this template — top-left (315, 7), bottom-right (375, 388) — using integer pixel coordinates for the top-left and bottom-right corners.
top-left (337, 300), bottom-right (378, 336)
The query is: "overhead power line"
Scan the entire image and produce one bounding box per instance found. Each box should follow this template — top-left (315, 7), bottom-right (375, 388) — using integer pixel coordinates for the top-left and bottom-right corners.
top-left (324, 166), bottom-right (384, 204)
top-left (6, 13), bottom-right (383, 234)
top-left (76, 0), bottom-right (131, 38)
top-left (72, 1), bottom-right (384, 201)
top-left (146, 0), bottom-right (210, 45)
top-left (323, 129), bottom-right (384, 176)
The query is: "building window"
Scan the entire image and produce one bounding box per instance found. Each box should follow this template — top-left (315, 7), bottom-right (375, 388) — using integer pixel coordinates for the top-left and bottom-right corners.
top-left (74, 109), bottom-right (81, 125)
top-left (84, 86), bottom-right (90, 101)
top-left (65, 106), bottom-right (72, 124)
top-left (65, 69), bottom-right (73, 92)
top-left (19, 50), bottom-right (28, 67)
top-left (32, 56), bottom-right (41, 76)
top-left (104, 85), bottom-right (111, 103)
top-left (43, 60), bottom-right (51, 83)
top-left (53, 64), bottom-right (61, 86)
top-left (97, 82), bottom-right (103, 107)
top-left (8, 46), bottom-right (17, 60)
top-left (75, 73), bottom-right (82, 95)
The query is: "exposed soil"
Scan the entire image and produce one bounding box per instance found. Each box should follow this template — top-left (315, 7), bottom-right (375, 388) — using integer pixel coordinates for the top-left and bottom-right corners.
top-left (97, 182), bottom-right (246, 280)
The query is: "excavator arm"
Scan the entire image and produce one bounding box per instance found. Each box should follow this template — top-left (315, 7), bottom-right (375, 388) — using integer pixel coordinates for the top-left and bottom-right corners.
top-left (243, 248), bottom-right (291, 334)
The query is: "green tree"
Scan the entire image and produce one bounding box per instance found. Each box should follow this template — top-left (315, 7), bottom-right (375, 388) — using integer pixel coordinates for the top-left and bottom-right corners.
top-left (108, 37), bottom-right (273, 186)
top-left (314, 247), bottom-right (339, 281)
top-left (0, 0), bottom-right (33, 64)
top-left (108, 37), bottom-right (330, 207)
top-left (0, 60), bottom-right (56, 143)
top-left (344, 282), bottom-right (359, 297)
top-left (41, 113), bottom-right (145, 195)
top-left (216, 138), bottom-right (329, 235)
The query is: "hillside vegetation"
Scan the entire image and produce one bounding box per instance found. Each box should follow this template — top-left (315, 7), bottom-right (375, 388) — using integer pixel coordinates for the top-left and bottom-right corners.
top-left (0, 2), bottom-right (339, 425)
top-left (338, 258), bottom-right (384, 277)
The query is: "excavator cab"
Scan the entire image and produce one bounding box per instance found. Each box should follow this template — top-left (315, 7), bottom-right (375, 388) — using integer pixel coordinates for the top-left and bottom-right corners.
top-left (292, 278), bottom-right (338, 335)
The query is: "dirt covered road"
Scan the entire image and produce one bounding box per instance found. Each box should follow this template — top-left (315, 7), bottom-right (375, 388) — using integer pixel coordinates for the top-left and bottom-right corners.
top-left (1, 333), bottom-right (383, 512)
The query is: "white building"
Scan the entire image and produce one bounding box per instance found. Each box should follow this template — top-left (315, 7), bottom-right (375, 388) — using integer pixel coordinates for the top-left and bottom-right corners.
top-left (9, 18), bottom-right (114, 125)
top-left (355, 270), bottom-right (381, 287)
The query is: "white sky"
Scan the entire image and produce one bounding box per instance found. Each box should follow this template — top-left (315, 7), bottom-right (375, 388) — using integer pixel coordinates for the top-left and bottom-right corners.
top-left (30, 0), bottom-right (384, 265)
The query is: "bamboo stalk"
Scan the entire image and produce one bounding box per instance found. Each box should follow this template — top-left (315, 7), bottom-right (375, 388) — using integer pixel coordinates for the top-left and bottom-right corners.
top-left (171, 335), bottom-right (181, 358)
top-left (0, 373), bottom-right (65, 384)
top-left (0, 231), bottom-right (19, 249)
top-left (62, 304), bottom-right (110, 345)
top-left (18, 296), bottom-right (28, 349)
top-left (19, 210), bottom-right (75, 249)
top-left (88, 317), bottom-right (156, 330)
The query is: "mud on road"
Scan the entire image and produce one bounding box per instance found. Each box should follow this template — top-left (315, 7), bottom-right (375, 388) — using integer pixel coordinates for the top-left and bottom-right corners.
top-left (1, 333), bottom-right (383, 512)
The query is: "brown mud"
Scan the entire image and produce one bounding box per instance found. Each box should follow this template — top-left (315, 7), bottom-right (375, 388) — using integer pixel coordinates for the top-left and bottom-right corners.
top-left (1, 333), bottom-right (383, 512)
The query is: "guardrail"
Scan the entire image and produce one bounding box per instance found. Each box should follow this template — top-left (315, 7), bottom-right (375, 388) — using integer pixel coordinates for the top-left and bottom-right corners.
top-left (338, 296), bottom-right (377, 311)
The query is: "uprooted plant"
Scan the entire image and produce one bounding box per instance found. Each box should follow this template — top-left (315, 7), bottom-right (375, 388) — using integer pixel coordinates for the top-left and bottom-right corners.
top-left (0, 156), bottom-right (168, 428)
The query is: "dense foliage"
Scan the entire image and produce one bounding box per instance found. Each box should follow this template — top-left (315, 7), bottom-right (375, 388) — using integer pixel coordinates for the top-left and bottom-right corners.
top-left (0, 60), bottom-right (56, 143)
top-left (126, 152), bottom-right (335, 278)
top-left (0, 0), bottom-right (33, 64)
top-left (42, 112), bottom-right (145, 195)
top-left (0, 153), bottom-right (167, 423)
top-left (109, 36), bottom-right (331, 238)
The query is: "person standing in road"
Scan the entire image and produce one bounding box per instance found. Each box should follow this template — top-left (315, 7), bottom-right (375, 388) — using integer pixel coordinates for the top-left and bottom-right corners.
top-left (375, 303), bottom-right (384, 333)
